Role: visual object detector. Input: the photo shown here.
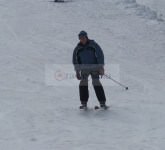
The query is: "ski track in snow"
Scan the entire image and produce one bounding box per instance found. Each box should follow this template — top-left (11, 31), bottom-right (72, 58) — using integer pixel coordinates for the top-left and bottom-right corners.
top-left (0, 0), bottom-right (165, 149)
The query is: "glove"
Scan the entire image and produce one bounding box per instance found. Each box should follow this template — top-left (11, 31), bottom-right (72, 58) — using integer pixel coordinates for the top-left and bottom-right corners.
top-left (99, 67), bottom-right (104, 77)
top-left (76, 70), bottom-right (81, 80)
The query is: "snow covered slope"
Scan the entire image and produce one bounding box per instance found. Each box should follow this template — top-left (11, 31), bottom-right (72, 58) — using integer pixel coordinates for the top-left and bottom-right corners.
top-left (137, 0), bottom-right (165, 17)
top-left (118, 0), bottom-right (164, 21)
top-left (0, 0), bottom-right (165, 149)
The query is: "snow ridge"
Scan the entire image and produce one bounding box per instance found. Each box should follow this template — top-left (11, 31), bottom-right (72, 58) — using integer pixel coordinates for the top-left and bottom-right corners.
top-left (118, 0), bottom-right (164, 21)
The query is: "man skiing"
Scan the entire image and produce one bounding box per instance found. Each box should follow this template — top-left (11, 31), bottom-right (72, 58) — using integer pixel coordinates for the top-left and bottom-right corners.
top-left (72, 31), bottom-right (107, 109)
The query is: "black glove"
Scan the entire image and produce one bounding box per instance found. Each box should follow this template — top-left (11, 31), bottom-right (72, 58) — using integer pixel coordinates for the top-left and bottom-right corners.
top-left (99, 67), bottom-right (104, 77)
top-left (76, 70), bottom-right (81, 80)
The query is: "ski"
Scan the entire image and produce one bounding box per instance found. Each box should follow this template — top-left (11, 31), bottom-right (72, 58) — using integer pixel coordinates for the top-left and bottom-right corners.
top-left (94, 105), bottom-right (110, 110)
top-left (79, 105), bottom-right (88, 110)
top-left (79, 105), bottom-right (110, 110)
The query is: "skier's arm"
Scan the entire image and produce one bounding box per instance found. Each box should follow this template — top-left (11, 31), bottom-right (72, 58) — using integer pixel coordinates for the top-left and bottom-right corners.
top-left (94, 41), bottom-right (105, 67)
top-left (72, 48), bottom-right (81, 80)
top-left (72, 47), bottom-right (80, 71)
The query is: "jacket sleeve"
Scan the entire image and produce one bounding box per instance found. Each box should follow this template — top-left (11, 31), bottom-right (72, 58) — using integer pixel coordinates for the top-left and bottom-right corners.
top-left (93, 41), bottom-right (105, 67)
top-left (72, 47), bottom-right (80, 71)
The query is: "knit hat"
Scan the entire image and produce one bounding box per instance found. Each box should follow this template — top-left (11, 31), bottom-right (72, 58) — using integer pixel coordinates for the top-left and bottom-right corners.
top-left (78, 31), bottom-right (88, 39)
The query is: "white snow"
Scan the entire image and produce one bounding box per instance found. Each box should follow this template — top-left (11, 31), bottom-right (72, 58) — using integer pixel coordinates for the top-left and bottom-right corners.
top-left (137, 0), bottom-right (165, 17)
top-left (118, 0), bottom-right (164, 21)
top-left (0, 0), bottom-right (165, 149)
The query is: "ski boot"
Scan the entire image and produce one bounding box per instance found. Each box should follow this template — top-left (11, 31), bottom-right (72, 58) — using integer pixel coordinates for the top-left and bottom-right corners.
top-left (100, 103), bottom-right (109, 110)
top-left (79, 103), bottom-right (87, 110)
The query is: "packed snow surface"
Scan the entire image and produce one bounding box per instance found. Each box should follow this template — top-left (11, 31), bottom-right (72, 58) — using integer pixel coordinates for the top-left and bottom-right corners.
top-left (0, 0), bottom-right (165, 149)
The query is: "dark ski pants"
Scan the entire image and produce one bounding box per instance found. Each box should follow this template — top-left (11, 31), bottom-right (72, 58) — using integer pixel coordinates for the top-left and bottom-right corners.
top-left (79, 70), bottom-right (106, 105)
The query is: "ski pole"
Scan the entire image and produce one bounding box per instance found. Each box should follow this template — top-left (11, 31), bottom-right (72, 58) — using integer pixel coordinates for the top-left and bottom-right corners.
top-left (104, 74), bottom-right (129, 90)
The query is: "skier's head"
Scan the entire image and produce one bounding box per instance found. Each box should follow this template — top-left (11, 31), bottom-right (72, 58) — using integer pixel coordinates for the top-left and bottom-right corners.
top-left (78, 31), bottom-right (88, 45)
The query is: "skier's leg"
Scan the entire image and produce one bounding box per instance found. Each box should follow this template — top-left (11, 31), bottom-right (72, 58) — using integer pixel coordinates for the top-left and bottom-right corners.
top-left (79, 80), bottom-right (89, 105)
top-left (79, 71), bottom-right (89, 105)
top-left (91, 72), bottom-right (106, 105)
top-left (93, 80), bottom-right (106, 105)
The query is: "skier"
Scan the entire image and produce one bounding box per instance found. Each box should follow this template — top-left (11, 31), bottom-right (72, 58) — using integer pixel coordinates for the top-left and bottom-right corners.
top-left (72, 31), bottom-right (108, 109)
